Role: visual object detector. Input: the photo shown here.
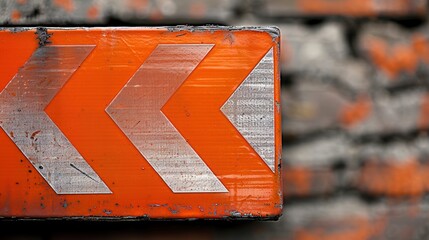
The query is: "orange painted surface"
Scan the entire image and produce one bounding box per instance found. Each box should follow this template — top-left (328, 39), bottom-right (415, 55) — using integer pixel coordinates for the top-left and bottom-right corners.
top-left (299, 0), bottom-right (376, 16)
top-left (127, 0), bottom-right (150, 12)
top-left (53, 0), bottom-right (75, 12)
top-left (340, 97), bottom-right (372, 127)
top-left (358, 159), bottom-right (429, 196)
top-left (283, 167), bottom-right (311, 196)
top-left (298, 0), bottom-right (426, 16)
top-left (86, 5), bottom-right (99, 20)
top-left (283, 167), bottom-right (335, 197)
top-left (365, 35), bottom-right (429, 79)
top-left (10, 10), bottom-right (21, 23)
top-left (418, 94), bottom-right (429, 129)
top-left (0, 27), bottom-right (281, 219)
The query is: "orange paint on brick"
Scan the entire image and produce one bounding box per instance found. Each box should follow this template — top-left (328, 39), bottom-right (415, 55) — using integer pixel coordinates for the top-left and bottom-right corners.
top-left (366, 38), bottom-right (398, 79)
top-left (340, 96), bottom-right (372, 127)
top-left (283, 167), bottom-right (311, 196)
top-left (189, 2), bottom-right (207, 18)
top-left (149, 9), bottom-right (163, 21)
top-left (418, 94), bottom-right (429, 129)
top-left (86, 5), bottom-right (99, 20)
top-left (382, 0), bottom-right (427, 15)
top-left (283, 168), bottom-right (335, 197)
top-left (413, 34), bottom-right (429, 63)
top-left (299, 0), bottom-right (375, 16)
top-left (10, 10), bottom-right (21, 23)
top-left (358, 159), bottom-right (427, 196)
top-left (53, 0), bottom-right (74, 12)
top-left (127, 0), bottom-right (149, 11)
top-left (365, 35), bottom-right (429, 79)
top-left (298, 0), bottom-right (426, 16)
top-left (393, 43), bottom-right (419, 74)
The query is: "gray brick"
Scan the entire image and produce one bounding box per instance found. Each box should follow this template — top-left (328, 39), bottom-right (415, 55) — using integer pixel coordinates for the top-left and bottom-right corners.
top-left (344, 89), bottom-right (426, 136)
top-left (278, 23), bottom-right (349, 76)
top-left (284, 134), bottom-right (353, 167)
top-left (0, 0), bottom-right (107, 24)
top-left (282, 78), bottom-right (350, 135)
top-left (107, 0), bottom-right (238, 22)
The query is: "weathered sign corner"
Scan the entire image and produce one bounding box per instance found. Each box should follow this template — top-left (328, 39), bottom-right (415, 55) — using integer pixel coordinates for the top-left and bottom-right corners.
top-left (258, 26), bottom-right (280, 41)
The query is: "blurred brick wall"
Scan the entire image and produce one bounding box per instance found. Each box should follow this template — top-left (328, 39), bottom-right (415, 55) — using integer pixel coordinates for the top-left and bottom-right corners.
top-left (2, 0), bottom-right (429, 239)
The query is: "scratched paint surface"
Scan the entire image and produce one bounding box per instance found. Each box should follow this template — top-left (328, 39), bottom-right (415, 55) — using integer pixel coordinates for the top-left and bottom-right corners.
top-left (0, 45), bottom-right (111, 195)
top-left (0, 27), bottom-right (281, 219)
top-left (106, 44), bottom-right (227, 193)
top-left (221, 48), bottom-right (275, 172)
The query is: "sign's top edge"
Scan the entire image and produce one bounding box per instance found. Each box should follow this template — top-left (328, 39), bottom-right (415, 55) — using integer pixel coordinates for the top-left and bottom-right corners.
top-left (165, 25), bottom-right (280, 39)
top-left (0, 25), bottom-right (280, 39)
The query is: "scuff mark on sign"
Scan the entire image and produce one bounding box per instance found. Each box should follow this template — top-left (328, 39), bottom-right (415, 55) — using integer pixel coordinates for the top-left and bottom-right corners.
top-left (223, 32), bottom-right (235, 45)
top-left (168, 207), bottom-right (179, 214)
top-left (35, 27), bottom-right (52, 47)
top-left (149, 203), bottom-right (168, 208)
top-left (230, 210), bottom-right (242, 217)
top-left (61, 200), bottom-right (69, 208)
top-left (69, 163), bottom-right (100, 183)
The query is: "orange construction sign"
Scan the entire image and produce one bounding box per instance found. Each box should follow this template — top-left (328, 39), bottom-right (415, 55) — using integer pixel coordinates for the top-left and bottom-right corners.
top-left (0, 26), bottom-right (282, 219)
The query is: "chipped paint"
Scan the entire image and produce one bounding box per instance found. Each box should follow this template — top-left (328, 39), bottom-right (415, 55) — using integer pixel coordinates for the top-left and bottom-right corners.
top-left (166, 25), bottom-right (280, 41)
top-left (0, 45), bottom-right (111, 194)
top-left (1, 27), bottom-right (31, 33)
top-left (230, 210), bottom-right (242, 217)
top-left (35, 27), bottom-right (52, 47)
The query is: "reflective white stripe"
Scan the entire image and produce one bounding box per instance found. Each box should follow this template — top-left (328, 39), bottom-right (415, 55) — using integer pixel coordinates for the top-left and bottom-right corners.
top-left (106, 44), bottom-right (227, 193)
top-left (221, 48), bottom-right (275, 172)
top-left (0, 46), bottom-right (112, 194)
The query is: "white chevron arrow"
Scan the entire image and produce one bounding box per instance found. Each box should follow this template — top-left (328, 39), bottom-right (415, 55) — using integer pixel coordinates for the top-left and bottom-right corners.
top-left (0, 46), bottom-right (111, 194)
top-left (106, 44), bottom-right (227, 193)
top-left (221, 48), bottom-right (275, 172)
